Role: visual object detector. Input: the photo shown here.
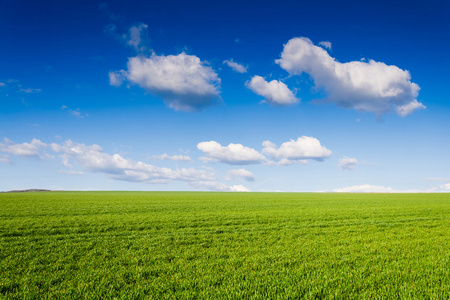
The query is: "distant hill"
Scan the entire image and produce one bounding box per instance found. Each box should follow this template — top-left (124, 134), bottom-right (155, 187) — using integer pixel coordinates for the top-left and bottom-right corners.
top-left (3, 189), bottom-right (52, 193)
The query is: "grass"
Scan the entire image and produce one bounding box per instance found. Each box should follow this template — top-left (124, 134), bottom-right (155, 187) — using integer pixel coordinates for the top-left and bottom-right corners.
top-left (0, 192), bottom-right (449, 299)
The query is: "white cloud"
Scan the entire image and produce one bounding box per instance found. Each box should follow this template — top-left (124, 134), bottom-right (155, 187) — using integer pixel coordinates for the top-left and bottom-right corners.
top-left (153, 153), bottom-right (193, 162)
top-left (0, 138), bottom-right (46, 158)
top-left (262, 136), bottom-right (332, 162)
top-left (438, 183), bottom-right (450, 190)
top-left (223, 59), bottom-right (247, 73)
top-left (230, 185), bottom-right (250, 192)
top-left (197, 141), bottom-right (265, 165)
top-left (0, 82), bottom-right (5, 87)
top-left (109, 70), bottom-right (126, 87)
top-left (276, 37), bottom-right (424, 116)
top-left (50, 140), bottom-right (213, 183)
top-left (396, 99), bottom-right (426, 117)
top-left (191, 180), bottom-right (250, 192)
top-left (226, 168), bottom-right (255, 181)
top-left (331, 184), bottom-right (450, 193)
top-left (332, 184), bottom-right (394, 193)
top-left (114, 52), bottom-right (221, 111)
top-left (338, 156), bottom-right (358, 170)
top-left (318, 41), bottom-right (332, 49)
top-left (126, 23), bottom-right (148, 52)
top-left (1, 137), bottom-right (252, 191)
top-left (246, 75), bottom-right (299, 106)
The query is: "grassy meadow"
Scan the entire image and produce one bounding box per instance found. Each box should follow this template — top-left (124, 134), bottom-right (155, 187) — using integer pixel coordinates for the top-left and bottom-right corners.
top-left (0, 191), bottom-right (449, 299)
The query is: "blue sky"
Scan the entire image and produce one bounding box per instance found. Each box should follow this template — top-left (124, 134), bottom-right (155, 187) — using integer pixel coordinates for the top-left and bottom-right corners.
top-left (1, 0), bottom-right (449, 192)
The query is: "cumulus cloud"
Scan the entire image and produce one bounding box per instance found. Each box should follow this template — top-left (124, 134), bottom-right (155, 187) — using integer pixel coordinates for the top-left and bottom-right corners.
top-left (338, 156), bottom-right (358, 170)
top-left (246, 75), bottom-right (299, 106)
top-left (198, 137), bottom-right (331, 166)
top-left (276, 37), bottom-right (424, 116)
top-left (262, 136), bottom-right (332, 163)
top-left (223, 59), bottom-right (247, 73)
top-left (226, 168), bottom-right (255, 181)
top-left (153, 153), bottom-right (193, 162)
top-left (197, 141), bottom-right (265, 165)
top-left (112, 53), bottom-right (221, 111)
top-left (0, 138), bottom-right (47, 158)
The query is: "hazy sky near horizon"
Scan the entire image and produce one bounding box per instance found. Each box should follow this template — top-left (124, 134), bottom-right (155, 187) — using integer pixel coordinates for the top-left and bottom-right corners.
top-left (1, 0), bottom-right (449, 192)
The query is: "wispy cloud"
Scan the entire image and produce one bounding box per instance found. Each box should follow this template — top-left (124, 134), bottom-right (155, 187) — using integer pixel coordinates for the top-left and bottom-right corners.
top-left (226, 168), bottom-right (255, 181)
top-left (153, 153), bottom-right (193, 162)
top-left (61, 105), bottom-right (88, 118)
top-left (223, 59), bottom-right (247, 73)
top-left (318, 41), bottom-right (332, 50)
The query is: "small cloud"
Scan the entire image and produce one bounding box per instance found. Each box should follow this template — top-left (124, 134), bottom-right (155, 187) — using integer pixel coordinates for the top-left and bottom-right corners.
top-left (191, 180), bottom-right (250, 192)
top-left (223, 59), bottom-right (247, 73)
top-left (109, 70), bottom-right (126, 87)
top-left (197, 141), bottom-right (265, 165)
top-left (246, 75), bottom-right (299, 106)
top-left (338, 156), bottom-right (358, 170)
top-left (230, 185), bottom-right (250, 192)
top-left (126, 23), bottom-right (149, 52)
top-left (0, 82), bottom-right (5, 87)
top-left (61, 106), bottom-right (88, 119)
top-left (318, 41), bottom-right (332, 50)
top-left (262, 136), bottom-right (332, 164)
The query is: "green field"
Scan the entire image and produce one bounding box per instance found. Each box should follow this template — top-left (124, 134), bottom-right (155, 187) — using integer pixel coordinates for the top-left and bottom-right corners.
top-left (0, 192), bottom-right (449, 299)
